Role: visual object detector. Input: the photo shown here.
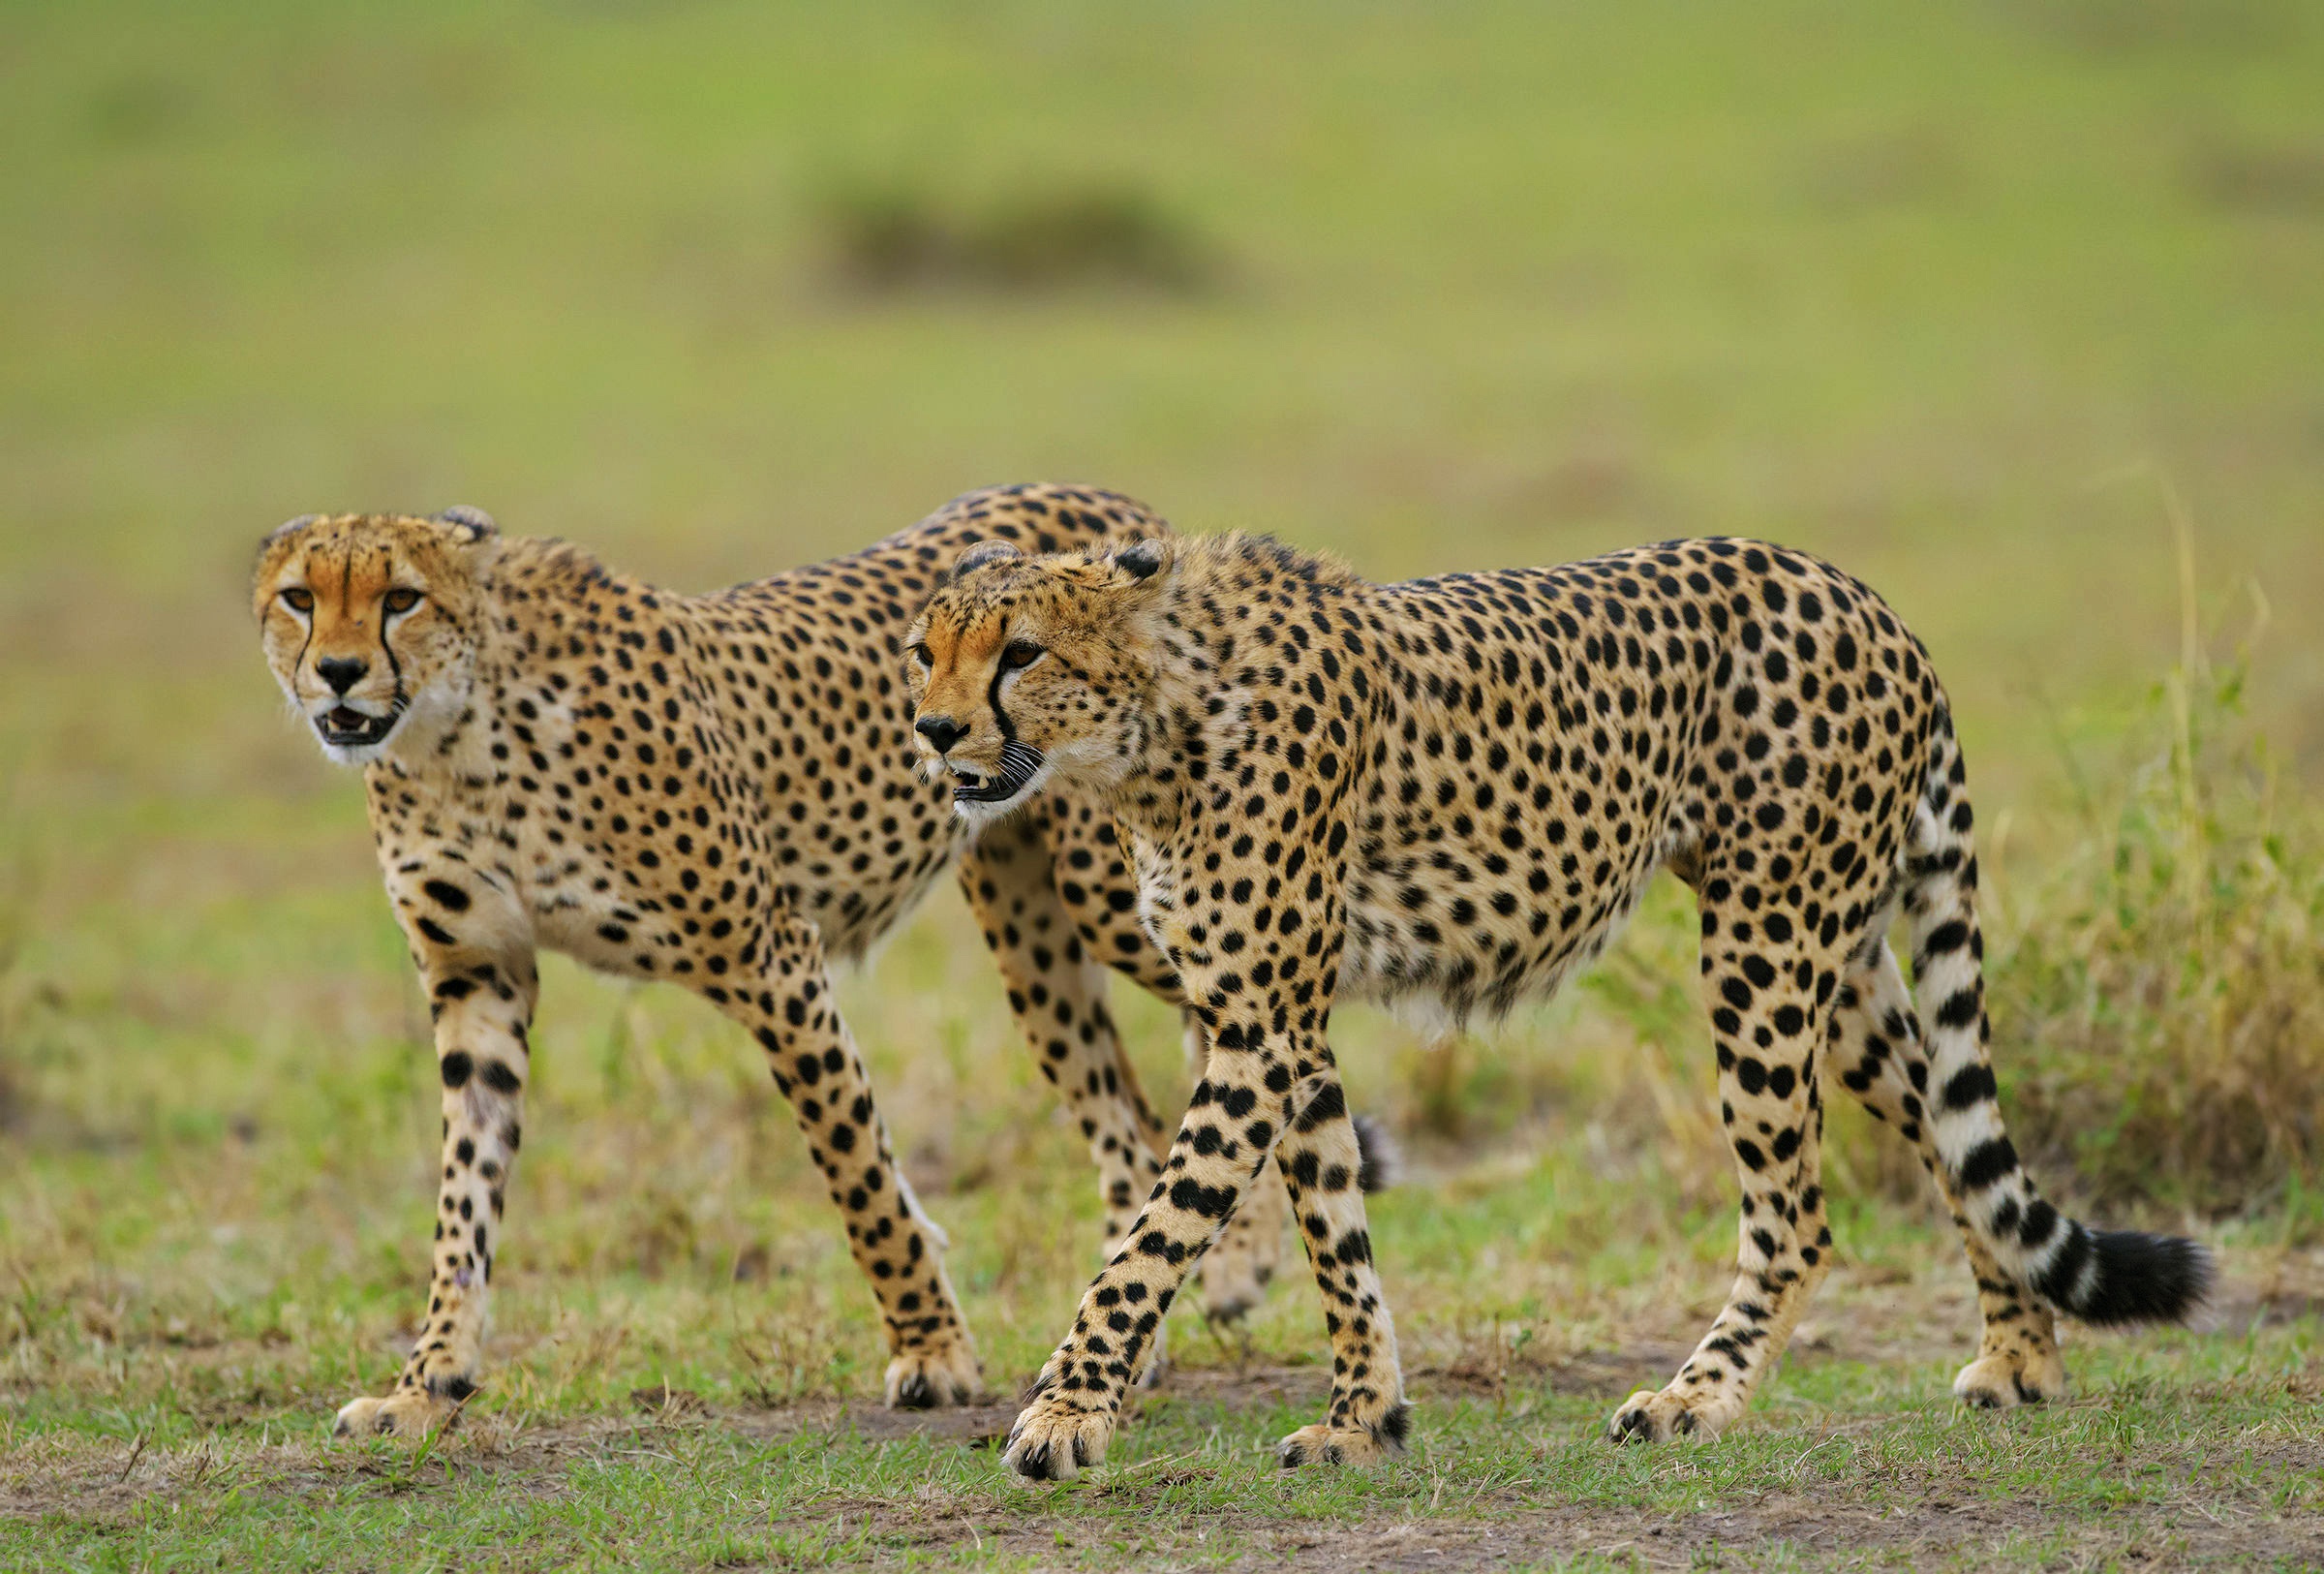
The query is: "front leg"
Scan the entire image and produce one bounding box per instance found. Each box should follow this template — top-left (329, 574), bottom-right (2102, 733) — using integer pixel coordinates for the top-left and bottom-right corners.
top-left (716, 914), bottom-right (980, 1408)
top-left (1181, 1008), bottom-right (1291, 1323)
top-left (1002, 830), bottom-right (1403, 1480)
top-left (1028, 801), bottom-right (1290, 1325)
top-left (1269, 1077), bottom-right (1405, 1467)
top-left (337, 933), bottom-right (538, 1438)
top-left (1003, 1032), bottom-right (1403, 1480)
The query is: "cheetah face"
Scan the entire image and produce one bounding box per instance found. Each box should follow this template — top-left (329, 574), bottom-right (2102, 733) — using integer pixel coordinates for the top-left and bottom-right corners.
top-left (905, 538), bottom-right (1172, 825)
top-left (252, 508), bottom-right (499, 767)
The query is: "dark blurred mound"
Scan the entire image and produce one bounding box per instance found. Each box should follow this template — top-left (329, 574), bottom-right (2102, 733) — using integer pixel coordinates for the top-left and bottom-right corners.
top-left (815, 181), bottom-right (1220, 295)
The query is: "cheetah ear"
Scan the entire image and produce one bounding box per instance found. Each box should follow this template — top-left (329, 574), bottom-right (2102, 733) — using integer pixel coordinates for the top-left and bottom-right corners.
top-left (949, 538), bottom-right (1024, 582)
top-left (260, 512), bottom-right (323, 549)
top-left (1108, 538), bottom-right (1174, 584)
top-left (433, 506), bottom-right (498, 544)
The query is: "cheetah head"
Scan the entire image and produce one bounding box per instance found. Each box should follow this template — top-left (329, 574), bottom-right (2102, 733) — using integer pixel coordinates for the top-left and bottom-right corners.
top-left (904, 537), bottom-right (1175, 824)
top-left (252, 508), bottom-right (500, 767)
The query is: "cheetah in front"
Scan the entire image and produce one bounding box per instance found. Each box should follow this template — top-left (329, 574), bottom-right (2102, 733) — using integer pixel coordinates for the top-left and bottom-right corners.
top-left (906, 531), bottom-right (2211, 1478)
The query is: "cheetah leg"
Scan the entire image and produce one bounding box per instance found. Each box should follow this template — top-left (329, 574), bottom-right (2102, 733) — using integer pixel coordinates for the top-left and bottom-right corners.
top-left (959, 813), bottom-right (1169, 1260)
top-left (1000, 845), bottom-right (1404, 1482)
top-left (335, 947), bottom-right (538, 1440)
top-left (1183, 1008), bottom-right (1291, 1324)
top-left (718, 914), bottom-right (979, 1408)
top-left (1267, 1073), bottom-right (1406, 1469)
top-left (1000, 1034), bottom-right (1402, 1481)
top-left (1609, 910), bottom-right (1837, 1444)
top-left (958, 814), bottom-right (1175, 1382)
top-left (1034, 799), bottom-right (1293, 1324)
top-left (1829, 941), bottom-right (2064, 1407)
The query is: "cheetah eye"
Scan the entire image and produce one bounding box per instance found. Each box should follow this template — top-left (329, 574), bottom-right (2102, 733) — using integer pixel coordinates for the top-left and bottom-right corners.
top-left (382, 587), bottom-right (422, 615)
top-left (907, 642), bottom-right (933, 669)
top-left (279, 587), bottom-right (314, 613)
top-left (999, 639), bottom-right (1045, 672)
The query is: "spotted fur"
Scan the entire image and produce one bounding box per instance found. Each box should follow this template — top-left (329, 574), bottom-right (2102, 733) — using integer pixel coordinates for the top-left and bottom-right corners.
top-left (252, 485), bottom-right (1327, 1439)
top-left (907, 530), bottom-right (2210, 1478)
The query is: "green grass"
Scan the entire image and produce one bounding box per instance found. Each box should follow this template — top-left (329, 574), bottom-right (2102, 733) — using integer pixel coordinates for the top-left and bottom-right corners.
top-left (5, 1343), bottom-right (2320, 1570)
top-left (5, 1), bottom-right (2324, 1567)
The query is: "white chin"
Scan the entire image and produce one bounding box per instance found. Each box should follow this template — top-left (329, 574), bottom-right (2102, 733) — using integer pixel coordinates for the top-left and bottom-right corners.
top-left (317, 737), bottom-right (394, 768)
top-left (308, 709), bottom-right (406, 767)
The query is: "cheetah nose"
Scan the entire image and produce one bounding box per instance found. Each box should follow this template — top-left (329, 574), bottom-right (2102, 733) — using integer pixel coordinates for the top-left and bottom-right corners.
top-left (914, 715), bottom-right (966, 755)
top-left (317, 657), bottom-right (369, 695)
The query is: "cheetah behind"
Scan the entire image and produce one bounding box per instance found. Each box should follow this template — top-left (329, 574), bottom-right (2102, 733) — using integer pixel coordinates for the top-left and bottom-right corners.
top-left (252, 486), bottom-right (1331, 1438)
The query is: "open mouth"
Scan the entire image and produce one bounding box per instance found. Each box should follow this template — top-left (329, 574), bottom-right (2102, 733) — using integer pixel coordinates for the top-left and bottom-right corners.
top-left (948, 741), bottom-right (1046, 806)
top-left (314, 704), bottom-right (398, 748)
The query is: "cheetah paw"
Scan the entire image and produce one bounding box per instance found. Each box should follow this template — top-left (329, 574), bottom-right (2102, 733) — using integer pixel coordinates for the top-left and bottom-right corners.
top-left (332, 1388), bottom-right (463, 1440)
top-left (1606, 1387), bottom-right (1726, 1444)
top-left (1000, 1394), bottom-right (1116, 1483)
top-left (1277, 1404), bottom-right (1410, 1469)
top-left (1952, 1346), bottom-right (2066, 1409)
top-left (884, 1340), bottom-right (981, 1409)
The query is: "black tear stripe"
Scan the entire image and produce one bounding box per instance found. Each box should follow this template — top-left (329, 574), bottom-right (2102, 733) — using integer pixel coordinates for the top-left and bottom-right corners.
top-left (290, 549), bottom-right (317, 678)
top-left (377, 567), bottom-right (410, 722)
top-left (987, 664), bottom-right (1018, 741)
top-left (380, 585), bottom-right (405, 689)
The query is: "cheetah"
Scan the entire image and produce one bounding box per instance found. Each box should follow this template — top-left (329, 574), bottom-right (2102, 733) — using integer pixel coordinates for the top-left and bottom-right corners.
top-left (250, 484), bottom-right (1331, 1438)
top-left (905, 529), bottom-right (2211, 1479)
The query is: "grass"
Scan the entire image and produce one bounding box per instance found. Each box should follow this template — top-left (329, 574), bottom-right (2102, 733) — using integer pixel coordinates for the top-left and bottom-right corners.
top-left (4, 0), bottom-right (2324, 1567)
top-left (1995, 603), bottom-right (2324, 1214)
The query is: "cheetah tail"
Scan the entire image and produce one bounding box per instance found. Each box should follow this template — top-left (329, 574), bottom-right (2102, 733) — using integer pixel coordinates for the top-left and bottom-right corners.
top-left (1899, 715), bottom-right (2212, 1326)
top-left (1352, 1113), bottom-right (1403, 1194)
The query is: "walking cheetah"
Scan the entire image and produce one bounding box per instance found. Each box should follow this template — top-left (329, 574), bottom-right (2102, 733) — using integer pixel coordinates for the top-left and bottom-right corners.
top-left (251, 485), bottom-right (1329, 1438)
top-left (905, 529), bottom-right (2211, 1478)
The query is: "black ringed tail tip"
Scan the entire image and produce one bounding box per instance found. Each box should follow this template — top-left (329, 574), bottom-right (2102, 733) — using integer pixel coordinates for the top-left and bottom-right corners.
top-left (2047, 1227), bottom-right (2214, 1326)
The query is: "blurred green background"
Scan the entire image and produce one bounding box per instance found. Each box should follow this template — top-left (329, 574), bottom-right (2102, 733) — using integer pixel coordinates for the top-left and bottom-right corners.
top-left (4, 0), bottom-right (2323, 1486)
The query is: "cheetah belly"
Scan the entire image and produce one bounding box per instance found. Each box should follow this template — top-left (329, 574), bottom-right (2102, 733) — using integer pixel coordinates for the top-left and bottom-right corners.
top-left (527, 865), bottom-right (667, 981)
top-left (1336, 808), bottom-right (1680, 1023)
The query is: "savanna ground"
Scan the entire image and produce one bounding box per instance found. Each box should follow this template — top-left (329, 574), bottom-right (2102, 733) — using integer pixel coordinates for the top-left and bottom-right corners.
top-left (5, 2), bottom-right (2324, 1567)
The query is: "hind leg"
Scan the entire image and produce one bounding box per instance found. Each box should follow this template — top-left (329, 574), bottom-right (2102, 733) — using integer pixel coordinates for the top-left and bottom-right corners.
top-left (1610, 903), bottom-right (1838, 1443)
top-left (1828, 941), bottom-right (2064, 1407)
top-left (721, 915), bottom-right (980, 1408)
top-left (959, 812), bottom-right (1169, 1262)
